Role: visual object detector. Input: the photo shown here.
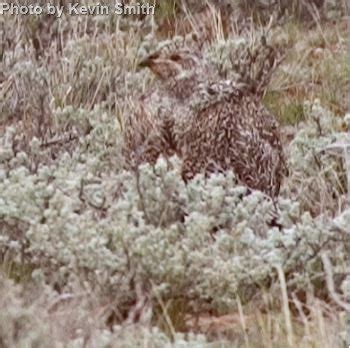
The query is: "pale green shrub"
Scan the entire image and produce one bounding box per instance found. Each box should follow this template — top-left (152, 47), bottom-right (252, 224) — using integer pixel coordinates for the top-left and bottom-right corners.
top-left (0, 275), bottom-right (51, 347)
top-left (1, 104), bottom-right (349, 317)
top-left (0, 274), bottom-right (209, 347)
top-left (1, 4), bottom-right (349, 346)
top-left (285, 99), bottom-right (347, 214)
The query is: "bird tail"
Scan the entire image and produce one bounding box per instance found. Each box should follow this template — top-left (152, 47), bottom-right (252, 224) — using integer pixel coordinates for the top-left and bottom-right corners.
top-left (231, 23), bottom-right (285, 98)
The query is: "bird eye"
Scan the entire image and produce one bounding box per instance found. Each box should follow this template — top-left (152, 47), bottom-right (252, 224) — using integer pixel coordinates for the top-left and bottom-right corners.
top-left (148, 53), bottom-right (160, 60)
top-left (169, 54), bottom-right (182, 61)
top-left (207, 86), bottom-right (216, 95)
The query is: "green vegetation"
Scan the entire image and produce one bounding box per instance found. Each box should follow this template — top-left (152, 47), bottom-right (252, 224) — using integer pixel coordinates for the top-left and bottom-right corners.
top-left (0, 1), bottom-right (349, 347)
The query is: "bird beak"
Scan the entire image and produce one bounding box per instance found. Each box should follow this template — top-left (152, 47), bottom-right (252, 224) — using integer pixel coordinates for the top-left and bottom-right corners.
top-left (138, 53), bottom-right (159, 69)
top-left (138, 58), bottom-right (151, 68)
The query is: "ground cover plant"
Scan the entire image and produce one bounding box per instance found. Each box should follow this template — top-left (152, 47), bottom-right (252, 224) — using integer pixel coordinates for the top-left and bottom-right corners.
top-left (0, 0), bottom-right (349, 347)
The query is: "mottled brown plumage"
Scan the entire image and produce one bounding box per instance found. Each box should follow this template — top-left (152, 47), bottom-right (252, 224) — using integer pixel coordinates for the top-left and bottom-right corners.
top-left (181, 83), bottom-right (286, 197)
top-left (138, 48), bottom-right (216, 101)
top-left (123, 39), bottom-right (287, 197)
top-left (123, 47), bottom-right (208, 167)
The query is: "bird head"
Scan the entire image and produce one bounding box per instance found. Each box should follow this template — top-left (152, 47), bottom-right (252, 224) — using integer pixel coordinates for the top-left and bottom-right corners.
top-left (138, 50), bottom-right (200, 81)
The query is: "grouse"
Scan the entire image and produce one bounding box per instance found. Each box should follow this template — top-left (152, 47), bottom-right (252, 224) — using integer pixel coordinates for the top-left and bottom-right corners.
top-left (123, 38), bottom-right (287, 198)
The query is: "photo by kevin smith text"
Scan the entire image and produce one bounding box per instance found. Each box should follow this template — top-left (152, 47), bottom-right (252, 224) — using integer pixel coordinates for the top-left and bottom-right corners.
top-left (68, 3), bottom-right (156, 16)
top-left (114, 2), bottom-right (155, 15)
top-left (0, 3), bottom-right (156, 16)
top-left (65, 3), bottom-right (156, 16)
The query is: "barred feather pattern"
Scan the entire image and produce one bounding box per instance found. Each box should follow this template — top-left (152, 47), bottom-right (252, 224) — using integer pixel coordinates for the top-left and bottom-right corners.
top-left (180, 90), bottom-right (286, 197)
top-left (122, 93), bottom-right (179, 168)
top-left (123, 40), bottom-right (287, 197)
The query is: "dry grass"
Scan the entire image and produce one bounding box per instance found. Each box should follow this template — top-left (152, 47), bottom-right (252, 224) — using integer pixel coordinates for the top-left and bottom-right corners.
top-left (0, 1), bottom-right (349, 347)
top-left (265, 18), bottom-right (350, 125)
